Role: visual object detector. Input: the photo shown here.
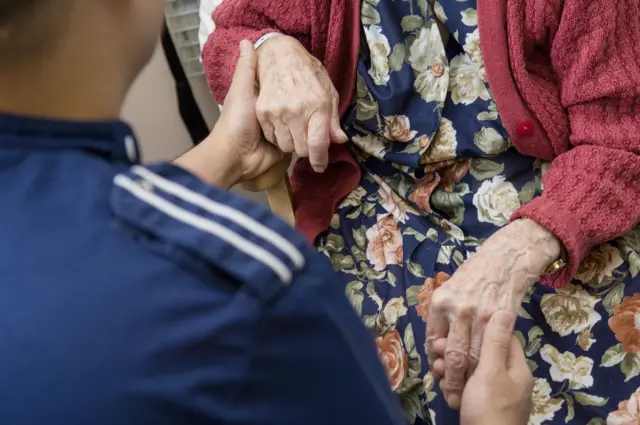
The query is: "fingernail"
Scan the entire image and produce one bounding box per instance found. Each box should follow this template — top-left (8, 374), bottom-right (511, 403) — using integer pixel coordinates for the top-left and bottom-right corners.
top-left (490, 311), bottom-right (515, 331)
top-left (340, 130), bottom-right (348, 141)
top-left (313, 166), bottom-right (326, 173)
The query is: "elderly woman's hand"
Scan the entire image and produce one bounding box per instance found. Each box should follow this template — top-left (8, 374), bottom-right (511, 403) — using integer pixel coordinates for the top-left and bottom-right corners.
top-left (431, 311), bottom-right (534, 425)
top-left (176, 41), bottom-right (283, 188)
top-left (255, 35), bottom-right (348, 172)
top-left (426, 219), bottom-right (562, 410)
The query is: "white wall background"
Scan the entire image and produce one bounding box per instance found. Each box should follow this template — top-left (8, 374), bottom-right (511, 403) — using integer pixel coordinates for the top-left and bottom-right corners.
top-left (122, 44), bottom-right (193, 162)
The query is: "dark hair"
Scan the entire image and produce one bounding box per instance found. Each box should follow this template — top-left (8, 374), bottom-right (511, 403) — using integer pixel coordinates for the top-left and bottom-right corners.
top-left (0, 0), bottom-right (64, 64)
top-left (0, 0), bottom-right (39, 23)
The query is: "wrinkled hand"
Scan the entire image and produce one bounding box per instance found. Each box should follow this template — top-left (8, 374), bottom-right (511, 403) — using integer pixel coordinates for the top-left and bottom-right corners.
top-left (434, 311), bottom-right (534, 425)
top-left (256, 35), bottom-right (348, 172)
top-left (175, 41), bottom-right (283, 188)
top-left (215, 40), bottom-right (285, 181)
top-left (426, 219), bottom-right (561, 410)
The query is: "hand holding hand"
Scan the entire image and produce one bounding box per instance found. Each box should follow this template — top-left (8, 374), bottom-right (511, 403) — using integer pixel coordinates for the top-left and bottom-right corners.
top-left (176, 41), bottom-right (283, 188)
top-left (462, 311), bottom-right (534, 425)
top-left (426, 219), bottom-right (561, 409)
top-left (256, 35), bottom-right (348, 172)
top-left (432, 311), bottom-right (533, 425)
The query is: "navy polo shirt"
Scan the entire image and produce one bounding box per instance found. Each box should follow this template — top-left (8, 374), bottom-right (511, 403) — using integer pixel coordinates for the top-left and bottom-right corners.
top-left (0, 113), bottom-right (405, 425)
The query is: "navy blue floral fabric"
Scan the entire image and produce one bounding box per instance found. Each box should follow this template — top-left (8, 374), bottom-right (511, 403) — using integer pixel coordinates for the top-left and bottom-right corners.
top-left (318, 1), bottom-right (640, 424)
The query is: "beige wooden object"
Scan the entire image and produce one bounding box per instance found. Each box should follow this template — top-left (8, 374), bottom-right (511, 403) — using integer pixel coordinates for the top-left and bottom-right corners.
top-left (241, 155), bottom-right (295, 226)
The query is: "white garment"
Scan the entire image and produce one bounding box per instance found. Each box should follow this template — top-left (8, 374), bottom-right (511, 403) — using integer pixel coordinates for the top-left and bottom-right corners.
top-left (198, 0), bottom-right (224, 53)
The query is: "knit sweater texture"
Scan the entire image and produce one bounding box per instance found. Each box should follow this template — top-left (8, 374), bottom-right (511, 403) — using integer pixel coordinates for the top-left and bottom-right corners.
top-left (202, 0), bottom-right (640, 287)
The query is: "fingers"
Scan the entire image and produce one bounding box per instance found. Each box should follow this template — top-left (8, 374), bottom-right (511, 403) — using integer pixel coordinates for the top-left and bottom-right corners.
top-left (289, 119), bottom-right (309, 158)
top-left (258, 107), bottom-right (329, 166)
top-left (477, 311), bottom-right (516, 375)
top-left (467, 317), bottom-right (489, 379)
top-left (434, 338), bottom-right (446, 358)
top-left (507, 334), bottom-right (526, 370)
top-left (432, 357), bottom-right (445, 379)
top-left (441, 319), bottom-right (471, 410)
top-left (307, 111), bottom-right (331, 172)
top-left (228, 40), bottom-right (258, 99)
top-left (252, 51), bottom-right (339, 169)
top-left (426, 304), bottom-right (449, 369)
top-left (259, 118), bottom-right (277, 145)
top-left (273, 120), bottom-right (295, 153)
top-left (329, 91), bottom-right (348, 144)
top-left (431, 338), bottom-right (447, 379)
top-left (508, 336), bottom-right (534, 388)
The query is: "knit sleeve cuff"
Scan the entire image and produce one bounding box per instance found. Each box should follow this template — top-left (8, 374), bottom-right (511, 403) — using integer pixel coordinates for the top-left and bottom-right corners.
top-left (512, 196), bottom-right (590, 288)
top-left (202, 27), bottom-right (277, 104)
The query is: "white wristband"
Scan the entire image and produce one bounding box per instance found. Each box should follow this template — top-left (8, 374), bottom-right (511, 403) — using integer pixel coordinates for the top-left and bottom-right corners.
top-left (254, 32), bottom-right (282, 50)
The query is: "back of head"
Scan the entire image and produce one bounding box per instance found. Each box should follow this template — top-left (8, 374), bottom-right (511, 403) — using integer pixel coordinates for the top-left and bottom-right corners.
top-left (0, 0), bottom-right (166, 119)
top-left (0, 0), bottom-right (38, 22)
top-left (0, 0), bottom-right (66, 65)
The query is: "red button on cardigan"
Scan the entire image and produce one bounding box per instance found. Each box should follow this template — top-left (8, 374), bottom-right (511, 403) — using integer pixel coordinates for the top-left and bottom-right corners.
top-left (516, 120), bottom-right (534, 136)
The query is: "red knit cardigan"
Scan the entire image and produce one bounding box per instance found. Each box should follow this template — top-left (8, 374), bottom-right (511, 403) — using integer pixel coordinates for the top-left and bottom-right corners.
top-left (203, 0), bottom-right (640, 288)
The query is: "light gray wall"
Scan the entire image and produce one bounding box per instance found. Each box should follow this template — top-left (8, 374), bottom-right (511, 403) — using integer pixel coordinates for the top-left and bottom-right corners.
top-left (122, 44), bottom-right (193, 162)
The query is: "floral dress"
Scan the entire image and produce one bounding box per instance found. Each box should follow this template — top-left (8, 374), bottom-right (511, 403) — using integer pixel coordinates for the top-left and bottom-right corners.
top-left (317, 1), bottom-right (640, 424)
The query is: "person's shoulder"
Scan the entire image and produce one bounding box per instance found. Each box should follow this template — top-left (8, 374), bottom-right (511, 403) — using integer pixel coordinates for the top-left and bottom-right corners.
top-left (0, 160), bottom-right (321, 425)
top-left (110, 162), bottom-right (311, 298)
top-left (107, 162), bottom-right (406, 425)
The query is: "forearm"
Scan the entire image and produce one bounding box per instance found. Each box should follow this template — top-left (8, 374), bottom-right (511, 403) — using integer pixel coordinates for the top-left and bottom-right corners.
top-left (480, 219), bottom-right (562, 294)
top-left (526, 0), bottom-right (640, 287)
top-left (173, 135), bottom-right (241, 190)
top-left (513, 146), bottom-right (640, 287)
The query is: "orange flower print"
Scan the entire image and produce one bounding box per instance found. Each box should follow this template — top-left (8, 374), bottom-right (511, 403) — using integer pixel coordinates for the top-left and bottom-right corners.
top-left (375, 177), bottom-right (418, 222)
top-left (383, 115), bottom-right (418, 143)
top-left (607, 387), bottom-right (640, 425)
top-left (438, 159), bottom-right (471, 192)
top-left (416, 272), bottom-right (452, 323)
top-left (376, 329), bottom-right (409, 391)
top-left (408, 172), bottom-right (441, 213)
top-left (576, 244), bottom-right (623, 285)
top-left (366, 214), bottom-right (403, 271)
top-left (609, 293), bottom-right (640, 352)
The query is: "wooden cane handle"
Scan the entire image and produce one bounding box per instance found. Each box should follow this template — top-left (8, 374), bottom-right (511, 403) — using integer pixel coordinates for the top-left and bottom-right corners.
top-left (241, 155), bottom-right (295, 226)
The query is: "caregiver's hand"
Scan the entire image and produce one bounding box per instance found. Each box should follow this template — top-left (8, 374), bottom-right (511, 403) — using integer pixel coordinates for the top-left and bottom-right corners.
top-left (461, 311), bottom-right (534, 425)
top-left (256, 35), bottom-right (348, 172)
top-left (176, 41), bottom-right (283, 188)
top-left (432, 311), bottom-right (534, 425)
top-left (426, 219), bottom-right (561, 410)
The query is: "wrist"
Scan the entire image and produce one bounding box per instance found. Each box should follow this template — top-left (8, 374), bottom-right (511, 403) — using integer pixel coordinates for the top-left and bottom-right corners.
top-left (256, 35), bottom-right (300, 75)
top-left (506, 219), bottom-right (564, 270)
top-left (256, 33), bottom-right (296, 52)
top-left (254, 32), bottom-right (283, 50)
top-left (517, 218), bottom-right (563, 256)
top-left (479, 220), bottom-right (564, 293)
